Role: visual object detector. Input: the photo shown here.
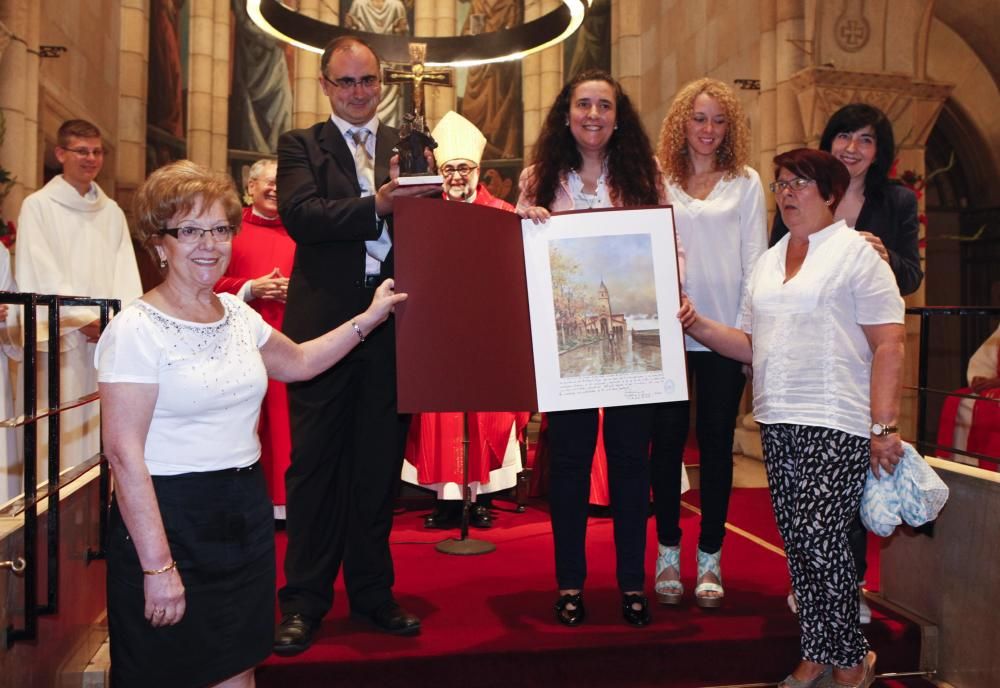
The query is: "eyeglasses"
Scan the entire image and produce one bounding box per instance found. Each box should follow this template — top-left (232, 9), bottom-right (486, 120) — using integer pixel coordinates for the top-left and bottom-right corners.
top-left (441, 164), bottom-right (478, 178)
top-left (158, 225), bottom-right (236, 243)
top-left (769, 178), bottom-right (814, 193)
top-left (61, 146), bottom-right (105, 158)
top-left (322, 74), bottom-right (380, 90)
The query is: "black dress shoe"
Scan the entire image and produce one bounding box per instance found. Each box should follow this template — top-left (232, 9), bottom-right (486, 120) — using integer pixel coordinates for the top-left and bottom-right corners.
top-left (470, 504), bottom-right (493, 529)
top-left (424, 504), bottom-right (460, 529)
top-left (622, 592), bottom-right (652, 627)
top-left (554, 592), bottom-right (586, 626)
top-left (273, 613), bottom-right (319, 656)
top-left (353, 601), bottom-right (421, 636)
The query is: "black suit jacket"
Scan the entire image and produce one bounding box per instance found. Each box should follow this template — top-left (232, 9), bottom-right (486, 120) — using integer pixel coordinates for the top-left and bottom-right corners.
top-left (769, 183), bottom-right (924, 296)
top-left (277, 119), bottom-right (399, 342)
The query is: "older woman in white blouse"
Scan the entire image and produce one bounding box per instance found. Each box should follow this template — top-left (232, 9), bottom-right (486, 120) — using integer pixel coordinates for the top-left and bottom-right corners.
top-left (97, 161), bottom-right (405, 688)
top-left (678, 148), bottom-right (904, 688)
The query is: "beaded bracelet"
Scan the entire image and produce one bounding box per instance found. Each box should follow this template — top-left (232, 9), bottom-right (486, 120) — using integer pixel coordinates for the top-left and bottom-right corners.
top-left (351, 321), bottom-right (365, 343)
top-left (142, 560), bottom-right (177, 576)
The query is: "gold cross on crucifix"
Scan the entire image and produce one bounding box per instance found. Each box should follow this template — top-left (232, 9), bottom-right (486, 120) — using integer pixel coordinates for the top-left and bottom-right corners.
top-left (382, 43), bottom-right (454, 123)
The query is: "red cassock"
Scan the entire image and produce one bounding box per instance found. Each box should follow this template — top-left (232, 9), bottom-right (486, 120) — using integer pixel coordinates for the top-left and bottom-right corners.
top-left (403, 186), bottom-right (532, 495)
top-left (215, 207), bottom-right (296, 504)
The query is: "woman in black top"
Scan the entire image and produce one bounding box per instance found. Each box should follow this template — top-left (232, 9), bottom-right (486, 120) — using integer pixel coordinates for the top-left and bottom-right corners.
top-left (769, 104), bottom-right (923, 296)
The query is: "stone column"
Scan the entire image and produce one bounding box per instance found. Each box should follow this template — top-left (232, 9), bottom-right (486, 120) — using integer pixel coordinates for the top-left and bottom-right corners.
top-left (614, 0), bottom-right (641, 110)
top-left (291, 0), bottom-right (324, 128)
top-left (758, 0), bottom-right (778, 218)
top-left (522, 0), bottom-right (561, 160)
top-left (415, 0), bottom-right (455, 129)
top-left (117, 0), bottom-right (149, 214)
top-left (210, 0), bottom-right (229, 171)
top-left (314, 1), bottom-right (339, 122)
top-left (186, 0), bottom-right (214, 167)
top-left (775, 0), bottom-right (807, 154)
top-left (0, 0), bottom-right (41, 213)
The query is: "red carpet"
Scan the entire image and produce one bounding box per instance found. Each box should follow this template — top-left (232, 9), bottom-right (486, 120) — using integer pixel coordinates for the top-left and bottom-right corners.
top-left (259, 488), bottom-right (921, 688)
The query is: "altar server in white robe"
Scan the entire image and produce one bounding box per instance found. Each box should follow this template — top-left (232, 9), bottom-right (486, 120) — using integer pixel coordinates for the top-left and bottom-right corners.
top-left (14, 119), bottom-right (142, 484)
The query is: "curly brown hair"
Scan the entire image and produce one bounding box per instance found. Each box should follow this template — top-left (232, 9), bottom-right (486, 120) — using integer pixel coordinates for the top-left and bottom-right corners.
top-left (656, 78), bottom-right (751, 186)
top-left (524, 69), bottom-right (662, 209)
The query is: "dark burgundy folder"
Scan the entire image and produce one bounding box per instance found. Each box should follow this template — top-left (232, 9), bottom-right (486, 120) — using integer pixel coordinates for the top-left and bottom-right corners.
top-left (393, 197), bottom-right (537, 412)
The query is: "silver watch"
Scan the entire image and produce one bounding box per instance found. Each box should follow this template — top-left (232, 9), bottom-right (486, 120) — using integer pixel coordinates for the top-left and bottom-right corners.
top-left (870, 422), bottom-right (898, 437)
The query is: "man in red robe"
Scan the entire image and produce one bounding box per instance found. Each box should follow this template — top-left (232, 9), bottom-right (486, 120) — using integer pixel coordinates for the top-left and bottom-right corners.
top-left (215, 159), bottom-right (296, 516)
top-left (401, 112), bottom-right (529, 528)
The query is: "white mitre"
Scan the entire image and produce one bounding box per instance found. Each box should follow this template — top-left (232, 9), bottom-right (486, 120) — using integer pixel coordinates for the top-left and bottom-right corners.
top-left (431, 111), bottom-right (487, 167)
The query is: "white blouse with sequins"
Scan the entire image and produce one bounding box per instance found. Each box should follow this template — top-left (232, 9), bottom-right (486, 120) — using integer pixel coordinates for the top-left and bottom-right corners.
top-left (95, 293), bottom-right (272, 475)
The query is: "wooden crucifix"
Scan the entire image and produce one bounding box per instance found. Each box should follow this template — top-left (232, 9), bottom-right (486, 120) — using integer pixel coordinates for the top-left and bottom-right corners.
top-left (382, 43), bottom-right (454, 124)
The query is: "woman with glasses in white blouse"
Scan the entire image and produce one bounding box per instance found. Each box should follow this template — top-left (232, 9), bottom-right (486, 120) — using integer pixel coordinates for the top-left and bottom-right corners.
top-left (650, 78), bottom-right (767, 609)
top-left (677, 149), bottom-right (904, 688)
top-left (97, 161), bottom-right (405, 688)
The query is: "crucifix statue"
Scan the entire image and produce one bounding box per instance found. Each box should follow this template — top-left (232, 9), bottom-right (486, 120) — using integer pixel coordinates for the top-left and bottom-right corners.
top-left (382, 43), bottom-right (454, 177)
top-left (383, 43), bottom-right (454, 123)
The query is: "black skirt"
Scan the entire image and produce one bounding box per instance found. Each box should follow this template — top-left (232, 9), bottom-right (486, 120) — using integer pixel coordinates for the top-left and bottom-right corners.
top-left (107, 462), bottom-right (275, 688)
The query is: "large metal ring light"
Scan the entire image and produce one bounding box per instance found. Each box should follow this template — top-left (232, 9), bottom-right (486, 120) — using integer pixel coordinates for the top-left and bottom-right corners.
top-left (247, 0), bottom-right (590, 67)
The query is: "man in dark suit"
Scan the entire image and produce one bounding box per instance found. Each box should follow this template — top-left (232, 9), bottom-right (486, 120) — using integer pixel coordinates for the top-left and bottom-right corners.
top-left (274, 35), bottom-right (438, 656)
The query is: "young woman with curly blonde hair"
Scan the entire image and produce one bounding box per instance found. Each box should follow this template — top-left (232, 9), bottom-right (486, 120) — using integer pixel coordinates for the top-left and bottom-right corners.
top-left (649, 77), bottom-right (767, 609)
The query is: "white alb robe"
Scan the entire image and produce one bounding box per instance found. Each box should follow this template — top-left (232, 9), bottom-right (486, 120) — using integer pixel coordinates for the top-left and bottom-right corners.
top-left (0, 244), bottom-right (20, 503)
top-left (15, 175), bottom-right (142, 485)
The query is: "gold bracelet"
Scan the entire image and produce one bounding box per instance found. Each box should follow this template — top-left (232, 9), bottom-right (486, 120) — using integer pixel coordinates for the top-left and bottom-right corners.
top-left (351, 321), bottom-right (365, 343)
top-left (142, 560), bottom-right (177, 576)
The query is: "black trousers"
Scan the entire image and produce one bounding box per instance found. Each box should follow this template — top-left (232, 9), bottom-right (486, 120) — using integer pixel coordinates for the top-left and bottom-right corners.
top-left (548, 404), bottom-right (656, 592)
top-left (278, 317), bottom-right (411, 619)
top-left (650, 350), bottom-right (745, 553)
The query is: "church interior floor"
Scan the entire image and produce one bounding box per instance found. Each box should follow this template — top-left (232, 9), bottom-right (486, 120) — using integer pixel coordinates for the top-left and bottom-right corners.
top-left (258, 480), bottom-right (927, 688)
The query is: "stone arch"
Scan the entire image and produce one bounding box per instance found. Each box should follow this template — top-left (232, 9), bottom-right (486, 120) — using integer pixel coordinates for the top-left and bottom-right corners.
top-left (921, 16), bottom-right (1000, 437)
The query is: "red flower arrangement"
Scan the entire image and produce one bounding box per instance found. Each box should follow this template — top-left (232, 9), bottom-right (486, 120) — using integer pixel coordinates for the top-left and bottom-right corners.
top-left (889, 159), bottom-right (926, 222)
top-left (0, 220), bottom-right (14, 249)
top-left (0, 111), bottom-right (15, 250)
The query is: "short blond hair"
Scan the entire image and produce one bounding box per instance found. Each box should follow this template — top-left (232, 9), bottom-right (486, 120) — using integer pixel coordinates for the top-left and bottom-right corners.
top-left (656, 78), bottom-right (751, 186)
top-left (133, 160), bottom-right (242, 256)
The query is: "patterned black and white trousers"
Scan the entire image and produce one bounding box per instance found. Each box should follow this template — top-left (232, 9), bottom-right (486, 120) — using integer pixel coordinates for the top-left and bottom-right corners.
top-left (760, 423), bottom-right (870, 668)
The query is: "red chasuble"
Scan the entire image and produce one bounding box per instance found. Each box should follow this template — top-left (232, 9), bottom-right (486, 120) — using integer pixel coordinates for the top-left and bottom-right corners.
top-left (215, 207), bottom-right (297, 504)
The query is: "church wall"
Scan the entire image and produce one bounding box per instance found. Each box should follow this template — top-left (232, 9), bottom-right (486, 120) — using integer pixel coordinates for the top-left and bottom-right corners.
top-left (36, 0), bottom-right (122, 194)
top-left (626, 0), bottom-right (762, 170)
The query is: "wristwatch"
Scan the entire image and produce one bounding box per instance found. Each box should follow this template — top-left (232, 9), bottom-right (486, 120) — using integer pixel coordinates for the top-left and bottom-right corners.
top-left (870, 422), bottom-right (899, 437)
